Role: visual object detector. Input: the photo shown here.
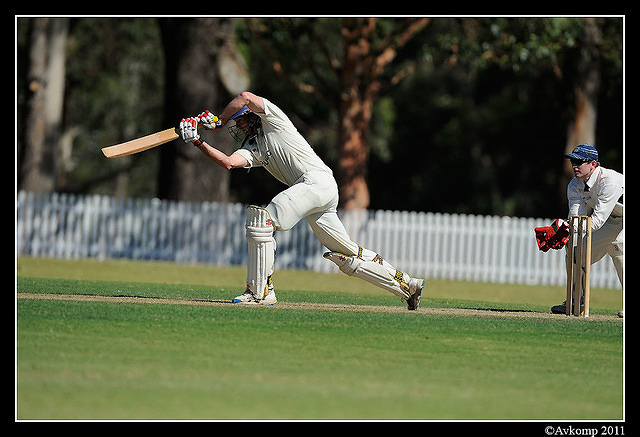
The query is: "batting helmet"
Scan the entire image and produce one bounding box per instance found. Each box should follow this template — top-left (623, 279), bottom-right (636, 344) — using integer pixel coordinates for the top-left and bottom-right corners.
top-left (228, 106), bottom-right (261, 143)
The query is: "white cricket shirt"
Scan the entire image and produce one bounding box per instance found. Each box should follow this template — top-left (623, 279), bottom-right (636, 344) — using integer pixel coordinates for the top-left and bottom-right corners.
top-left (235, 99), bottom-right (333, 187)
top-left (567, 165), bottom-right (624, 231)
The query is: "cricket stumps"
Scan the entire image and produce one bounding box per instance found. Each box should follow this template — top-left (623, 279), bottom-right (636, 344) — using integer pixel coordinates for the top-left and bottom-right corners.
top-left (565, 216), bottom-right (592, 317)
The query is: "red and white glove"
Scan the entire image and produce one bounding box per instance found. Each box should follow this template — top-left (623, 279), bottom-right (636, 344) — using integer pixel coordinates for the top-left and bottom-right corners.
top-left (549, 219), bottom-right (570, 250)
top-left (179, 117), bottom-right (202, 146)
top-left (197, 110), bottom-right (221, 130)
top-left (534, 219), bottom-right (569, 252)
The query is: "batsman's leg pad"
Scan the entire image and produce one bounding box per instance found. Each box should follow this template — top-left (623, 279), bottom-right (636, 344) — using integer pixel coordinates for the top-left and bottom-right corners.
top-left (323, 251), bottom-right (411, 299)
top-left (246, 205), bottom-right (276, 300)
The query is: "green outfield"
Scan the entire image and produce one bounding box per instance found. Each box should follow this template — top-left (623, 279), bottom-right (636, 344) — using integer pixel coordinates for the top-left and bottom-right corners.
top-left (16, 257), bottom-right (624, 421)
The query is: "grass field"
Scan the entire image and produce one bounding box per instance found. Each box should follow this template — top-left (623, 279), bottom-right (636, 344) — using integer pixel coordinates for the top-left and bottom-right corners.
top-left (16, 257), bottom-right (624, 421)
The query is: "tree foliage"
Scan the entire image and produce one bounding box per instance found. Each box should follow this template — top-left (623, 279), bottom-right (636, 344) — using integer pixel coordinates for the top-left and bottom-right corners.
top-left (16, 17), bottom-right (623, 219)
top-left (237, 17), bottom-right (622, 217)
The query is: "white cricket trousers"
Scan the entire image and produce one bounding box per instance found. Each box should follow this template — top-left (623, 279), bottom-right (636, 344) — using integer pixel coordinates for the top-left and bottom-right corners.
top-left (568, 215), bottom-right (624, 287)
top-left (265, 170), bottom-right (386, 262)
top-left (591, 216), bottom-right (624, 286)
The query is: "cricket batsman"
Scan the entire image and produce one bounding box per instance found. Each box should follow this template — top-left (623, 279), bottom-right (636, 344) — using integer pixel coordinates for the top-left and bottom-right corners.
top-left (535, 144), bottom-right (623, 315)
top-left (179, 92), bottom-right (425, 310)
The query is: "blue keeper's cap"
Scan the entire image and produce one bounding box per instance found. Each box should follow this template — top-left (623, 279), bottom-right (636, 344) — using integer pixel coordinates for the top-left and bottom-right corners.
top-left (565, 144), bottom-right (599, 162)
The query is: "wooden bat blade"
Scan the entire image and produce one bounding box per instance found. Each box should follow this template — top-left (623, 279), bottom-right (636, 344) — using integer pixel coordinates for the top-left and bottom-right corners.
top-left (101, 127), bottom-right (179, 158)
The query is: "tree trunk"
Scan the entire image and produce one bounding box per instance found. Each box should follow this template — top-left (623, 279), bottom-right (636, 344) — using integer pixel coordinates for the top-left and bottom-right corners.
top-left (337, 18), bottom-right (375, 210)
top-left (564, 18), bottom-right (601, 183)
top-left (338, 87), bottom-right (372, 210)
top-left (337, 17), bottom-right (429, 210)
top-left (19, 17), bottom-right (69, 193)
top-left (157, 17), bottom-right (237, 202)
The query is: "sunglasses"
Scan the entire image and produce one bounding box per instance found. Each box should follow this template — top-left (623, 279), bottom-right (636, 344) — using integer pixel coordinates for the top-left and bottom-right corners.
top-left (570, 158), bottom-right (593, 166)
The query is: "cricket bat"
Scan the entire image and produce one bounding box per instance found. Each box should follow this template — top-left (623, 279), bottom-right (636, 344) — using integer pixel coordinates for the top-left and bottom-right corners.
top-left (101, 127), bottom-right (180, 158)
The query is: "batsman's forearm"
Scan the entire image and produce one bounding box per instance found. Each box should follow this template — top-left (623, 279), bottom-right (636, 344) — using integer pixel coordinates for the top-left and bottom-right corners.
top-left (219, 92), bottom-right (265, 124)
top-left (196, 142), bottom-right (233, 169)
top-left (196, 141), bottom-right (247, 170)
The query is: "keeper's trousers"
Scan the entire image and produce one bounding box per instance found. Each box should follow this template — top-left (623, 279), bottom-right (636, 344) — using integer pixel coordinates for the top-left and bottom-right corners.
top-left (567, 216), bottom-right (623, 287)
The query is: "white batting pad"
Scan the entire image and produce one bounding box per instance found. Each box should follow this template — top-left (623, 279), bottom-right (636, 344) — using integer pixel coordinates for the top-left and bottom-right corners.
top-left (323, 251), bottom-right (411, 299)
top-left (246, 205), bottom-right (276, 300)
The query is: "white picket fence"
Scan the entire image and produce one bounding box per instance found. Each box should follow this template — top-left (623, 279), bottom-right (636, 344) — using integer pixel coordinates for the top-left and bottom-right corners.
top-left (16, 190), bottom-right (621, 288)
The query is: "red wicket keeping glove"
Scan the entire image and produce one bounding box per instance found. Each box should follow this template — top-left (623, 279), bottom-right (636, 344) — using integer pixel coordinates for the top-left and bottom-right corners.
top-left (534, 219), bottom-right (569, 252)
top-left (548, 219), bottom-right (569, 250)
top-left (535, 226), bottom-right (553, 252)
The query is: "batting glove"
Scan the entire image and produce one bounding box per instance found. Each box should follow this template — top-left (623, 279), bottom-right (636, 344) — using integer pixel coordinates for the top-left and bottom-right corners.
top-left (197, 110), bottom-right (221, 130)
top-left (180, 117), bottom-right (202, 146)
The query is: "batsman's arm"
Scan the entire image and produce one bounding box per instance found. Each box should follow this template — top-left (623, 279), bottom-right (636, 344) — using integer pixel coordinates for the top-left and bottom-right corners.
top-left (195, 141), bottom-right (249, 170)
top-left (218, 91), bottom-right (265, 125)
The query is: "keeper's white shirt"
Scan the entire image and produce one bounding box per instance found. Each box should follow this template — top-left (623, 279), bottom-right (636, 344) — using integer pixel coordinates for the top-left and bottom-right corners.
top-left (567, 165), bottom-right (624, 231)
top-left (235, 98), bottom-right (333, 187)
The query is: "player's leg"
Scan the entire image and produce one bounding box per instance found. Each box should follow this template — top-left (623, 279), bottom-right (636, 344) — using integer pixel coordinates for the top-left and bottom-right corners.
top-left (233, 205), bottom-right (277, 305)
top-left (261, 171), bottom-right (424, 310)
top-left (307, 208), bottom-right (424, 310)
top-left (266, 172), bottom-right (335, 231)
top-left (590, 218), bottom-right (623, 286)
top-left (234, 174), bottom-right (332, 305)
top-left (551, 217), bottom-right (623, 313)
top-left (610, 230), bottom-right (623, 287)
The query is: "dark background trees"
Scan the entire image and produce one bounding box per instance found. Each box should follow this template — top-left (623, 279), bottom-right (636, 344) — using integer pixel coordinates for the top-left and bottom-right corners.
top-left (16, 17), bottom-right (623, 220)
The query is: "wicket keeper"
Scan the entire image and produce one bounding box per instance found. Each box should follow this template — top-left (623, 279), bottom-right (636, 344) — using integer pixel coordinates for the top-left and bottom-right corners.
top-left (179, 92), bottom-right (424, 309)
top-left (549, 144), bottom-right (624, 314)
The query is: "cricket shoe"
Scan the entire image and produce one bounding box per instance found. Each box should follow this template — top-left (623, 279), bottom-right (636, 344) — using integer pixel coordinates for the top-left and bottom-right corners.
top-left (550, 301), bottom-right (567, 314)
top-left (550, 300), bottom-right (583, 315)
top-left (406, 278), bottom-right (424, 311)
top-left (232, 287), bottom-right (277, 306)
